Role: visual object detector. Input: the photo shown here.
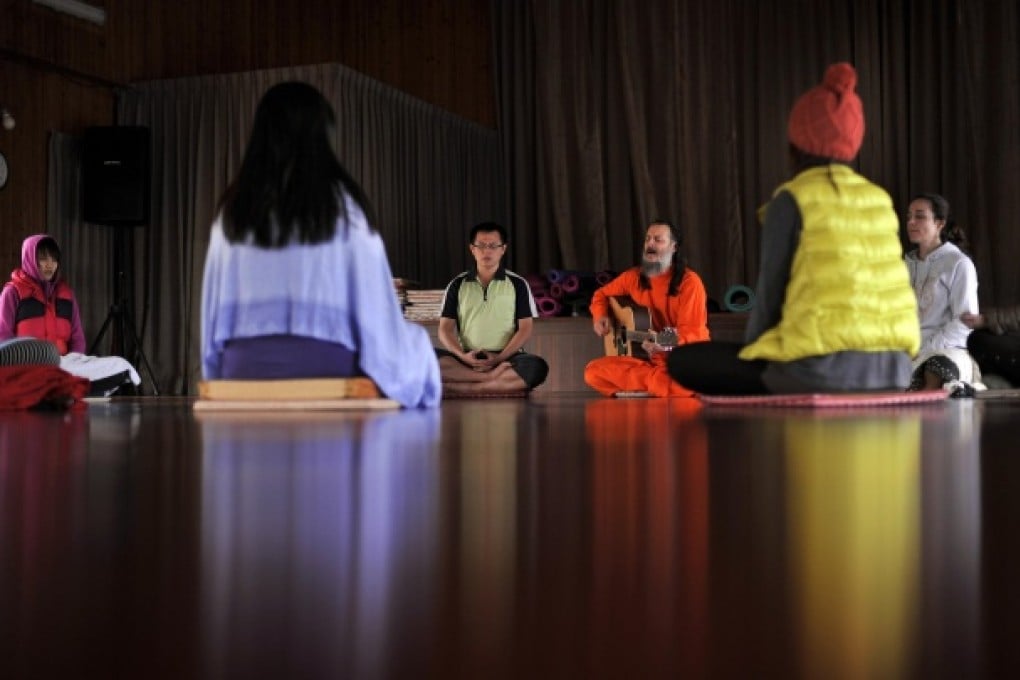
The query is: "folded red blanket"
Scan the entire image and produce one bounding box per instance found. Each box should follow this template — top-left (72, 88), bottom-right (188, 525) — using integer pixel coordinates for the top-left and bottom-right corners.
top-left (0, 365), bottom-right (91, 410)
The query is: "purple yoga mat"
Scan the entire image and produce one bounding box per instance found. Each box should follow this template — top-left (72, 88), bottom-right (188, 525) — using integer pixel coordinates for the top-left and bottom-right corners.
top-left (546, 269), bottom-right (586, 284)
top-left (561, 274), bottom-right (581, 293)
top-left (534, 296), bottom-right (563, 317)
top-left (525, 273), bottom-right (549, 292)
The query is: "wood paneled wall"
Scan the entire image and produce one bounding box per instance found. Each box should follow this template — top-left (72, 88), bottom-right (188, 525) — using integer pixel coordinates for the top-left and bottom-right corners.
top-left (0, 59), bottom-right (114, 266)
top-left (0, 0), bottom-right (494, 267)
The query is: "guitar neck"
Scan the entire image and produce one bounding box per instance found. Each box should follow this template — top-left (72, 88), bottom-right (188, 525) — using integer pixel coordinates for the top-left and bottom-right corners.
top-left (624, 329), bottom-right (657, 344)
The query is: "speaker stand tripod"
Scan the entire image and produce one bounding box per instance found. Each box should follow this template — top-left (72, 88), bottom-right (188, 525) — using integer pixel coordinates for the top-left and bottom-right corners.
top-left (88, 233), bottom-right (160, 395)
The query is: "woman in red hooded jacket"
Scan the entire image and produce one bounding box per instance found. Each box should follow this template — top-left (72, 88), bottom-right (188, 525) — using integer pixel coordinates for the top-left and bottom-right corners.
top-left (1, 234), bottom-right (140, 395)
top-left (0, 234), bottom-right (86, 354)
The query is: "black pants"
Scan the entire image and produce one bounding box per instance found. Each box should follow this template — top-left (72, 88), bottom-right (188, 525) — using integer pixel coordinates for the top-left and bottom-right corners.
top-left (967, 330), bottom-right (1020, 386)
top-left (667, 341), bottom-right (768, 395)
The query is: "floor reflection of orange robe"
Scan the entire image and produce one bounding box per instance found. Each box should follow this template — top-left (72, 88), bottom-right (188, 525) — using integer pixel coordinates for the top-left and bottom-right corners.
top-left (584, 398), bottom-right (709, 676)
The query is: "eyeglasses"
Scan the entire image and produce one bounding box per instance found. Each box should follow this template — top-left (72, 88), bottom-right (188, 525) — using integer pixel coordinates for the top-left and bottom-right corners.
top-left (471, 242), bottom-right (506, 251)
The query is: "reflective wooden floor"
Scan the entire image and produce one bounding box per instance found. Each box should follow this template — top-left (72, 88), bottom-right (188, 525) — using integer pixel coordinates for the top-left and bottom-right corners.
top-left (2, 394), bottom-right (1018, 679)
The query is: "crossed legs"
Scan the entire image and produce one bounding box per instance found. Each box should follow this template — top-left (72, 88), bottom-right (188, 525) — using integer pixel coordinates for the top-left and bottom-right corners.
top-left (439, 357), bottom-right (529, 396)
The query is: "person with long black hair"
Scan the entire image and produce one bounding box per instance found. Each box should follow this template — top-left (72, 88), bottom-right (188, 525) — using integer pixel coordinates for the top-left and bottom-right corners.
top-left (200, 81), bottom-right (440, 408)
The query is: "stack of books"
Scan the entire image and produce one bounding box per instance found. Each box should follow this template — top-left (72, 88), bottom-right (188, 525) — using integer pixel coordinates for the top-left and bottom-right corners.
top-left (403, 289), bottom-right (446, 321)
top-left (392, 278), bottom-right (417, 310)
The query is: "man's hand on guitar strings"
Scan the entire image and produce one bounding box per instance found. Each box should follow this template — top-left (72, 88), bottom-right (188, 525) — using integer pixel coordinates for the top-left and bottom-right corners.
top-left (593, 316), bottom-right (611, 337)
top-left (641, 339), bottom-right (671, 356)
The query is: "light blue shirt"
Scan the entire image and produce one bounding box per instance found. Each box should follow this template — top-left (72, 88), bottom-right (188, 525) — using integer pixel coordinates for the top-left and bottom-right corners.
top-left (200, 197), bottom-right (441, 408)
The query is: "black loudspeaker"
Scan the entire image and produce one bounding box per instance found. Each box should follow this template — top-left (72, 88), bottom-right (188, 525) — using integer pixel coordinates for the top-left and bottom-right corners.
top-left (82, 126), bottom-right (151, 226)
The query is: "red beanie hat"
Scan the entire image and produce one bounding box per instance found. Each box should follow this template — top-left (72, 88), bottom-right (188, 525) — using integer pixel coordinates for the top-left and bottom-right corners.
top-left (787, 62), bottom-right (864, 162)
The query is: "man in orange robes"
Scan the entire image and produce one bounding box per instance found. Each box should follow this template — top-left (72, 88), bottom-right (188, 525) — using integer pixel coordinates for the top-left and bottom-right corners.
top-left (584, 221), bottom-right (710, 397)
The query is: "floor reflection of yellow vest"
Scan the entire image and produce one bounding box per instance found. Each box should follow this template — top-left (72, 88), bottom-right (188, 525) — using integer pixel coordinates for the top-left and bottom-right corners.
top-left (784, 415), bottom-right (921, 679)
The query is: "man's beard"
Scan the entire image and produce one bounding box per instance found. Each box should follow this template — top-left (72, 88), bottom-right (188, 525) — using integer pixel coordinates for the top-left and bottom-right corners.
top-left (641, 255), bottom-right (671, 277)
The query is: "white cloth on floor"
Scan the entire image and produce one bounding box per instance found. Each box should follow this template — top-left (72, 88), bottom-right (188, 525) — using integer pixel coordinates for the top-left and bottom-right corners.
top-left (60, 352), bottom-right (141, 386)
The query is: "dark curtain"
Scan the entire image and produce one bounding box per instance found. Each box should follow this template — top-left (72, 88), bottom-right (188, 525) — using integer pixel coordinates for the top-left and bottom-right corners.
top-left (493, 0), bottom-right (1020, 308)
top-left (47, 132), bottom-right (116, 345)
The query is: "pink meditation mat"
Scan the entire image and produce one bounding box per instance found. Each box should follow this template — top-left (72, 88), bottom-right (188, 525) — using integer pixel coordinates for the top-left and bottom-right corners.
top-left (698, 390), bottom-right (949, 408)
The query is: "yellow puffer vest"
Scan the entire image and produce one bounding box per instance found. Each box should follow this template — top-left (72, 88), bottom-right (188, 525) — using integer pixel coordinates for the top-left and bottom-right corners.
top-left (740, 165), bottom-right (920, 362)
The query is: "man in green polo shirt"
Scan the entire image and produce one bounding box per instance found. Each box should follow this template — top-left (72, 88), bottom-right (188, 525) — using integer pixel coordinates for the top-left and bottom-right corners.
top-left (436, 222), bottom-right (548, 396)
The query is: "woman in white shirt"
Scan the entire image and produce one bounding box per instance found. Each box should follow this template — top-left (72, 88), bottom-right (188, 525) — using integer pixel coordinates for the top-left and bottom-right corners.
top-left (904, 192), bottom-right (981, 391)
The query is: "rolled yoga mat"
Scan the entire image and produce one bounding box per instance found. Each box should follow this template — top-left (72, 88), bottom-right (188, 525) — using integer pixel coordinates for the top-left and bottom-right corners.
top-left (546, 268), bottom-right (588, 284)
top-left (561, 274), bottom-right (581, 294)
top-left (560, 272), bottom-right (598, 294)
top-left (525, 272), bottom-right (549, 295)
top-left (534, 296), bottom-right (564, 318)
top-left (723, 284), bottom-right (755, 312)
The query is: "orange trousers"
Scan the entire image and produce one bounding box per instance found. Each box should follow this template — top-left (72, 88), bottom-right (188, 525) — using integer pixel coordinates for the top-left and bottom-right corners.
top-left (583, 355), bottom-right (695, 397)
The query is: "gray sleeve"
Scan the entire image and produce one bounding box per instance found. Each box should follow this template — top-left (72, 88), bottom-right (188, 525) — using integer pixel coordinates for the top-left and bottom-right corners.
top-left (745, 190), bottom-right (801, 343)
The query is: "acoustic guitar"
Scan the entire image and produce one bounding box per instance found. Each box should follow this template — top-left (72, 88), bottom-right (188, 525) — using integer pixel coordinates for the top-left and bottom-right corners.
top-left (603, 296), bottom-right (678, 359)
